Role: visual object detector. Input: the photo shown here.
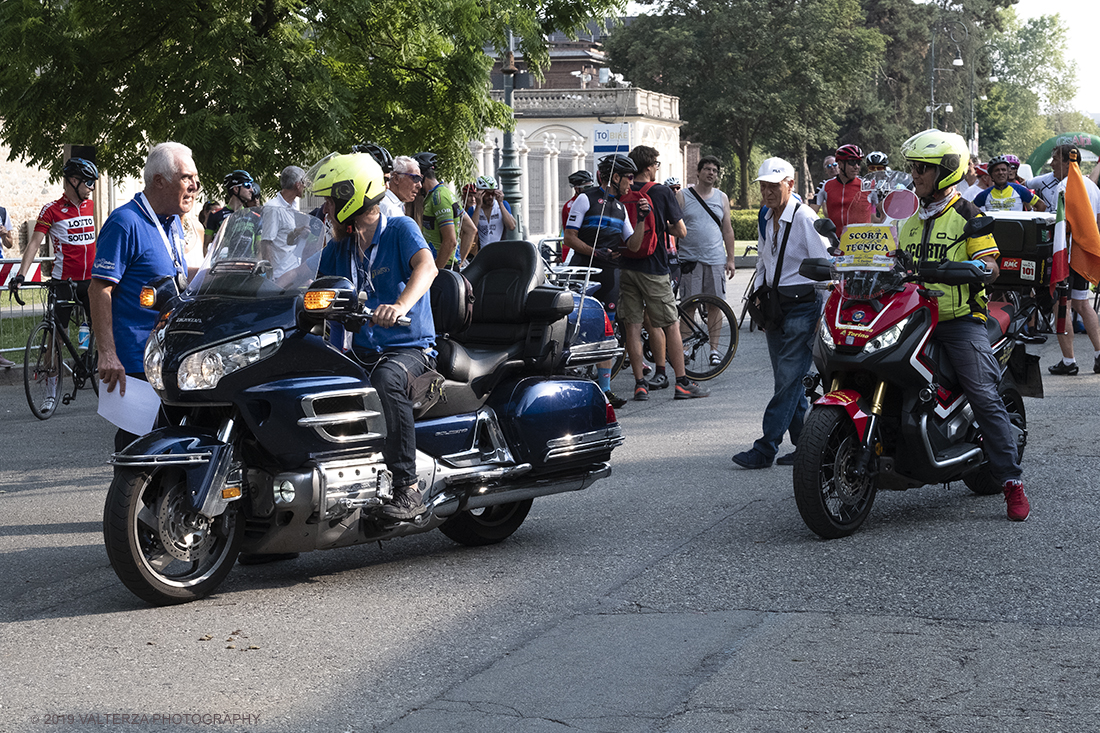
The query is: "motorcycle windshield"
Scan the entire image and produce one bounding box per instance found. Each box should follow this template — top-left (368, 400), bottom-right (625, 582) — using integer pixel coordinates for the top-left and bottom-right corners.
top-left (186, 206), bottom-right (329, 298)
top-left (839, 269), bottom-right (907, 301)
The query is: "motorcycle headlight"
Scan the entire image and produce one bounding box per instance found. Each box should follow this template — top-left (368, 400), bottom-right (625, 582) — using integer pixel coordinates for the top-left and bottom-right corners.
top-left (178, 329), bottom-right (284, 391)
top-left (144, 334), bottom-right (166, 390)
top-left (819, 318), bottom-right (835, 351)
top-left (863, 316), bottom-right (910, 354)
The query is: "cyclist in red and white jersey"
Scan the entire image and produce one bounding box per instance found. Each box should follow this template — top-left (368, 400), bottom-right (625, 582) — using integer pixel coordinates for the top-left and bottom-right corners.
top-left (815, 144), bottom-right (879, 237)
top-left (9, 157), bottom-right (99, 328)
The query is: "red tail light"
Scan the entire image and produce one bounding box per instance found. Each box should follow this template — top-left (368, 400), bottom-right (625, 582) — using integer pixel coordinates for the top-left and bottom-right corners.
top-left (603, 311), bottom-right (615, 337)
top-left (606, 402), bottom-right (617, 424)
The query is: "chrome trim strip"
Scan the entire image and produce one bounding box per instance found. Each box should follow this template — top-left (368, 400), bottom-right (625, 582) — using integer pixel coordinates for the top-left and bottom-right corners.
top-left (110, 452), bottom-right (213, 466)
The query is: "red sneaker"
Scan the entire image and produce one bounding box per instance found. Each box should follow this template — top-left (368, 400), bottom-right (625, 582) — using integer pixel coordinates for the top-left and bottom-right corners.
top-left (1003, 480), bottom-right (1030, 522)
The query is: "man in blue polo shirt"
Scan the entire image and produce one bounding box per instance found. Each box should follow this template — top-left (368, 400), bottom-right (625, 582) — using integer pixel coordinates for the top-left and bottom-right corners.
top-left (91, 141), bottom-right (199, 450)
top-left (314, 152), bottom-right (438, 520)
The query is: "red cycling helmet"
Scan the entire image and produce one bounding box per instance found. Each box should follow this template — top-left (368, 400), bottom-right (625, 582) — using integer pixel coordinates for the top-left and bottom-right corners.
top-left (835, 144), bottom-right (864, 162)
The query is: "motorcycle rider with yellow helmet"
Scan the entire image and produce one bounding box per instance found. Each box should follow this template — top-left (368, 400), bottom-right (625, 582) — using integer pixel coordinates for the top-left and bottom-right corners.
top-left (896, 129), bottom-right (1030, 521)
top-left (313, 152), bottom-right (439, 520)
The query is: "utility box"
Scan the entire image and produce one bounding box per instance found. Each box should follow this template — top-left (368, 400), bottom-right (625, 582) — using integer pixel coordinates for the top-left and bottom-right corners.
top-left (986, 210), bottom-right (1055, 290)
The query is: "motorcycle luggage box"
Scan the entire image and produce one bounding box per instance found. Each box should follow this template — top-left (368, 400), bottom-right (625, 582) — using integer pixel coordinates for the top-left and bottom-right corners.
top-left (986, 211), bottom-right (1055, 290)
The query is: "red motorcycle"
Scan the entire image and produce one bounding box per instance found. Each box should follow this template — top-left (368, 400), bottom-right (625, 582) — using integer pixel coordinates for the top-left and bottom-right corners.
top-left (792, 218), bottom-right (1044, 538)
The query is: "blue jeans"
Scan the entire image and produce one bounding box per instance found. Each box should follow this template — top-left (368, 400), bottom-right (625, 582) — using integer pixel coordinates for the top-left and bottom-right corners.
top-left (361, 348), bottom-right (434, 488)
top-left (754, 295), bottom-right (823, 459)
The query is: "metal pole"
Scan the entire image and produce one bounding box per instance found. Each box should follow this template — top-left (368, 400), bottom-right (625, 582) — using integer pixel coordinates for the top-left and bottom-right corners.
top-left (929, 26), bottom-right (937, 129)
top-left (498, 34), bottom-right (524, 241)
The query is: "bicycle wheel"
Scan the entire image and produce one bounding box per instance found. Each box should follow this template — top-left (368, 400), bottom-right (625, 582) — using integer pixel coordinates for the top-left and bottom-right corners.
top-left (739, 270), bottom-right (757, 332)
top-left (24, 321), bottom-right (64, 420)
top-left (679, 293), bottom-right (737, 380)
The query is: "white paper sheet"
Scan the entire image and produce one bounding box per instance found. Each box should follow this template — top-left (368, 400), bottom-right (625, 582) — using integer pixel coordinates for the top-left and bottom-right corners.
top-left (97, 377), bottom-right (161, 435)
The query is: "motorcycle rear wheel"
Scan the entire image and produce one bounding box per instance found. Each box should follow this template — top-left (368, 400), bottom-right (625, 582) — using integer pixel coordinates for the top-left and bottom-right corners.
top-left (793, 406), bottom-right (877, 539)
top-left (103, 467), bottom-right (243, 606)
top-left (963, 387), bottom-right (1027, 496)
top-left (440, 499), bottom-right (533, 546)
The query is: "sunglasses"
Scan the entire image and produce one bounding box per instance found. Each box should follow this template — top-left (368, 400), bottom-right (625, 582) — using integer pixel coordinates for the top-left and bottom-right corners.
top-left (83, 179), bottom-right (97, 189)
top-left (825, 163), bottom-right (839, 169)
top-left (398, 173), bottom-right (424, 183)
top-left (908, 162), bottom-right (934, 176)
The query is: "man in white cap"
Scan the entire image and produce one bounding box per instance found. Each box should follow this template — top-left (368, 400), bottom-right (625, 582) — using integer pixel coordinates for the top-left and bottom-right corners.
top-left (733, 157), bottom-right (830, 469)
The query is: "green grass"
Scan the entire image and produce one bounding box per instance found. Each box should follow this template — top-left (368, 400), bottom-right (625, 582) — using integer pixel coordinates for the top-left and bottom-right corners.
top-left (0, 288), bottom-right (52, 362)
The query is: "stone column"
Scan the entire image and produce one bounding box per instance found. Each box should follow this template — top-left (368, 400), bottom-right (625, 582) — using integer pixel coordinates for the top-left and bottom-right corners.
top-left (542, 134), bottom-right (558, 238)
top-left (518, 131), bottom-right (530, 240)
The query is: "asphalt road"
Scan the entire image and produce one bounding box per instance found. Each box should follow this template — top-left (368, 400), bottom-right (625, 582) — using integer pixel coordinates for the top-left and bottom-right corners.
top-left (2, 276), bottom-right (1100, 732)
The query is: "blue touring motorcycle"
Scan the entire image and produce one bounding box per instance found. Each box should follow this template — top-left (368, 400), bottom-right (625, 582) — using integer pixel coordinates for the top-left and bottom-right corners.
top-left (103, 207), bottom-right (623, 606)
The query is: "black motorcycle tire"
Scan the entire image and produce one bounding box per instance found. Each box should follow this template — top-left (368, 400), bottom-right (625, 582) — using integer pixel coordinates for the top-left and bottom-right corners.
top-left (439, 499), bottom-right (533, 546)
top-left (793, 406), bottom-right (877, 539)
top-left (103, 467), bottom-right (243, 606)
top-left (963, 386), bottom-right (1027, 496)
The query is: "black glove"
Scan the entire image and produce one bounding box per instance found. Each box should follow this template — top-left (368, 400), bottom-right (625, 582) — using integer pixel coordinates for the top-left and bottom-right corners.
top-left (7, 274), bottom-right (23, 293)
top-left (594, 247), bottom-right (615, 261)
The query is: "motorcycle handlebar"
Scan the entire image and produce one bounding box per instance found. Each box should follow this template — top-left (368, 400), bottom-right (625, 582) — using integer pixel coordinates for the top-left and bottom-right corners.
top-left (916, 260), bottom-right (993, 286)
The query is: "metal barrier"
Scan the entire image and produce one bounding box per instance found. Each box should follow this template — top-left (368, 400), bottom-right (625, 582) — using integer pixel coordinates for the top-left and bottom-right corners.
top-left (0, 258), bottom-right (48, 362)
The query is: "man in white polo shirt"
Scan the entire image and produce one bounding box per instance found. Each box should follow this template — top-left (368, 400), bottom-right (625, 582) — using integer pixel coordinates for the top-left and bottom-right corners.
top-left (260, 165), bottom-right (308, 279)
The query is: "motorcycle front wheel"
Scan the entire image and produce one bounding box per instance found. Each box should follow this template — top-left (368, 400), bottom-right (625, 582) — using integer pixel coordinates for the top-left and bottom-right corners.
top-left (440, 499), bottom-right (533, 546)
top-left (103, 467), bottom-right (243, 606)
top-left (793, 406), bottom-right (877, 539)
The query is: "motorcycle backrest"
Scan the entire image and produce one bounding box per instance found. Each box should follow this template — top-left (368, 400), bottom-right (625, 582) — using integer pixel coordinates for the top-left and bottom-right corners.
top-left (459, 240), bottom-right (547, 343)
top-left (430, 269), bottom-right (474, 336)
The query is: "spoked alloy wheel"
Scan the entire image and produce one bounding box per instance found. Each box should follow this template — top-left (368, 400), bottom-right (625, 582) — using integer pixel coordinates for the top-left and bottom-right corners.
top-left (24, 322), bottom-right (63, 420)
top-left (103, 468), bottom-right (242, 605)
top-left (793, 407), bottom-right (877, 538)
top-left (440, 499), bottom-right (533, 546)
top-left (680, 294), bottom-right (737, 380)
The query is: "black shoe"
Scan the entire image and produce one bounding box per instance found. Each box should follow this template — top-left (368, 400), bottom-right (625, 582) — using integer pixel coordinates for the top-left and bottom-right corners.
top-left (381, 484), bottom-right (428, 520)
top-left (775, 452), bottom-right (796, 466)
top-left (1095, 355), bottom-right (1100, 374)
top-left (633, 380), bottom-right (649, 401)
top-left (238, 552), bottom-right (300, 565)
top-left (647, 372), bottom-right (670, 389)
top-left (604, 390), bottom-right (627, 408)
top-left (1048, 360), bottom-right (1079, 376)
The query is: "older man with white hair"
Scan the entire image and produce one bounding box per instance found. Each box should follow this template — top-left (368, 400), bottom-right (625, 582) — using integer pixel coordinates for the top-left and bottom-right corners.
top-left (90, 141), bottom-right (199, 450)
top-left (732, 157), bottom-right (830, 470)
top-left (380, 156), bottom-right (421, 219)
top-left (261, 164), bottom-right (310, 278)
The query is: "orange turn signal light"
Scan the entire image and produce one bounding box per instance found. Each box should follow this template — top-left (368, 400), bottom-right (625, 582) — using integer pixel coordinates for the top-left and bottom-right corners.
top-left (139, 286), bottom-right (157, 309)
top-left (303, 290), bottom-right (336, 311)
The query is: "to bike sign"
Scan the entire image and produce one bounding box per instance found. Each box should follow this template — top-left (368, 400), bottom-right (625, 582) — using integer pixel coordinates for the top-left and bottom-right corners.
top-left (593, 124), bottom-right (631, 154)
top-left (835, 224), bottom-right (897, 271)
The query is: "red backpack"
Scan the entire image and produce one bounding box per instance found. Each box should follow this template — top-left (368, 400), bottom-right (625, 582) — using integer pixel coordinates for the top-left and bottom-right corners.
top-left (618, 182), bottom-right (659, 259)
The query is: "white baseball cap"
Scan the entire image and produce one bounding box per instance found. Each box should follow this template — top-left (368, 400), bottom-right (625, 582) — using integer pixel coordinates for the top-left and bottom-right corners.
top-left (754, 157), bottom-right (795, 183)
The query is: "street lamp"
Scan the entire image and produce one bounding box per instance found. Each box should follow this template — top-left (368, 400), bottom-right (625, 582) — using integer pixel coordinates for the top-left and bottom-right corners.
top-left (929, 19), bottom-right (968, 128)
top-left (498, 32), bottom-right (524, 240)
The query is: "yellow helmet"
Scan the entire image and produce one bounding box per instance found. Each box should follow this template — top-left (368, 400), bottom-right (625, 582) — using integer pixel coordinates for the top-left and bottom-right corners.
top-left (311, 153), bottom-right (386, 224)
top-left (900, 129), bottom-right (969, 191)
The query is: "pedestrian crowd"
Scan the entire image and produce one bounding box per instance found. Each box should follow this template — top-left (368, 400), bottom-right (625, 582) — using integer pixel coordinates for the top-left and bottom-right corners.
top-left (7, 132), bottom-right (1100, 529)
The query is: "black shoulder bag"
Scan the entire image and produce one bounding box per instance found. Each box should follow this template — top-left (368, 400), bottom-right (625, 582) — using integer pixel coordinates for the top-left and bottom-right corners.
top-left (746, 203), bottom-right (814, 331)
top-left (682, 187), bottom-right (725, 275)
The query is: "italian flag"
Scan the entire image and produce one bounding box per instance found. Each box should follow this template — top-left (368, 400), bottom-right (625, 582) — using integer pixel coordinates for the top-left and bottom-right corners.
top-left (1064, 159), bottom-right (1100, 284)
top-left (1050, 190), bottom-right (1067, 297)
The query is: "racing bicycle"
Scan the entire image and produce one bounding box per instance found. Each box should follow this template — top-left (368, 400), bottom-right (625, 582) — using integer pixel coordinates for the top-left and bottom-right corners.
top-left (18, 279), bottom-right (99, 419)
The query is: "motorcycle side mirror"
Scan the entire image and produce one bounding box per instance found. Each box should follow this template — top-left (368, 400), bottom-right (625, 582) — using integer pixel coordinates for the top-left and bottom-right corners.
top-left (963, 216), bottom-right (996, 240)
top-left (813, 218), bottom-right (837, 237)
top-left (139, 276), bottom-right (180, 312)
top-left (799, 257), bottom-right (835, 282)
top-left (813, 217), bottom-right (841, 248)
top-left (302, 276), bottom-right (358, 321)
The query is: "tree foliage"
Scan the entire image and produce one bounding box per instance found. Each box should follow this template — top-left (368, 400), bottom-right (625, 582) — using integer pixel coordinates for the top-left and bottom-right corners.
top-left (0, 0), bottom-right (624, 191)
top-left (606, 0), bottom-right (884, 207)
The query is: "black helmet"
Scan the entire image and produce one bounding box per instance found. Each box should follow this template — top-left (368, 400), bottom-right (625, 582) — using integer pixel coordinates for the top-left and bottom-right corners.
top-left (413, 152), bottom-right (439, 177)
top-left (568, 170), bottom-right (594, 187)
top-left (352, 141), bottom-right (394, 175)
top-left (598, 154), bottom-right (637, 181)
top-left (62, 157), bottom-right (99, 181)
top-left (223, 169), bottom-right (256, 195)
